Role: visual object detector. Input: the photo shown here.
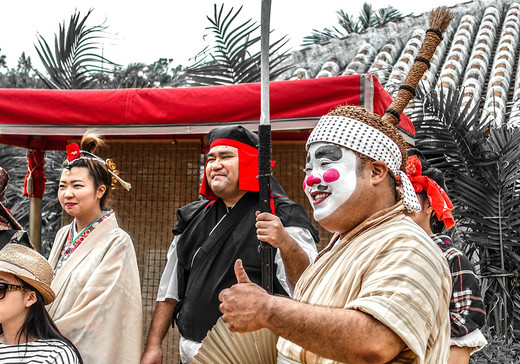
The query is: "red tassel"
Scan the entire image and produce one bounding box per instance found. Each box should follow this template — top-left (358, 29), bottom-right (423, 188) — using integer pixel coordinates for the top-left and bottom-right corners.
top-left (23, 149), bottom-right (46, 198)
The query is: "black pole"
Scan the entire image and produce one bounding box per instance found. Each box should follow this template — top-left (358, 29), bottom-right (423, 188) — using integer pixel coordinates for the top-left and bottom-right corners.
top-left (259, 0), bottom-right (274, 293)
top-left (258, 124), bottom-right (273, 293)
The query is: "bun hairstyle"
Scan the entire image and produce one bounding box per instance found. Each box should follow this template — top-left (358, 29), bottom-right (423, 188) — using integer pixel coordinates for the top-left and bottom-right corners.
top-left (80, 133), bottom-right (106, 155)
top-left (62, 132), bottom-right (112, 208)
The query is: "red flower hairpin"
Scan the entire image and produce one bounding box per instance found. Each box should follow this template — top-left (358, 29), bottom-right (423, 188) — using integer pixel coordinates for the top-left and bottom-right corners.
top-left (406, 155), bottom-right (422, 177)
top-left (66, 143), bottom-right (81, 162)
top-left (406, 154), bottom-right (455, 229)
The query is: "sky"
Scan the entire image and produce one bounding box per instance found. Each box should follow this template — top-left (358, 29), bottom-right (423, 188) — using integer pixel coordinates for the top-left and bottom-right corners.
top-left (0, 0), bottom-right (460, 71)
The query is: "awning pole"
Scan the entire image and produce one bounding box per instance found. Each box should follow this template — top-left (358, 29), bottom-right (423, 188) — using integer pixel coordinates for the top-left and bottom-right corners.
top-left (24, 149), bottom-right (46, 253)
top-left (29, 197), bottom-right (42, 252)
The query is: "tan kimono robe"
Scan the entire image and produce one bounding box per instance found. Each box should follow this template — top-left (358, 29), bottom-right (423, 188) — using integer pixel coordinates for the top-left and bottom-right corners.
top-left (277, 203), bottom-right (452, 364)
top-left (47, 213), bottom-right (143, 364)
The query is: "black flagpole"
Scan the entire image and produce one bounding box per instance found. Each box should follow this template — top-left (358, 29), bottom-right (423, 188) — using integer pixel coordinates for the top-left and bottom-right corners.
top-left (259, 0), bottom-right (274, 294)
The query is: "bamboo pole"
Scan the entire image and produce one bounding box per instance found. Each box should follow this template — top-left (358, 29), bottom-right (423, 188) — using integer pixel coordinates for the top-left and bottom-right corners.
top-left (29, 194), bottom-right (42, 252)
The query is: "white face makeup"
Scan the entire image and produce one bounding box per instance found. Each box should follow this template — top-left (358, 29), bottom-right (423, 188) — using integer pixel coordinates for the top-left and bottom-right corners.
top-left (303, 142), bottom-right (358, 222)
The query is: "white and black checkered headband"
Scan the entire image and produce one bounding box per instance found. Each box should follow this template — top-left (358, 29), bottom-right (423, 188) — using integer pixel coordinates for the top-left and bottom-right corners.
top-left (306, 115), bottom-right (421, 212)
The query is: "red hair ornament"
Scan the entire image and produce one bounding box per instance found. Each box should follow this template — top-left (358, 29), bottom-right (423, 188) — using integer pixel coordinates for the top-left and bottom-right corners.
top-left (66, 143), bottom-right (81, 162)
top-left (406, 155), bottom-right (455, 229)
top-left (63, 142), bottom-right (132, 191)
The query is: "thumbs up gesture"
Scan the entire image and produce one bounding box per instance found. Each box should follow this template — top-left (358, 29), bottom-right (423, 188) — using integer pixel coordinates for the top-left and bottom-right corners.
top-left (218, 259), bottom-right (270, 333)
top-left (234, 258), bottom-right (252, 284)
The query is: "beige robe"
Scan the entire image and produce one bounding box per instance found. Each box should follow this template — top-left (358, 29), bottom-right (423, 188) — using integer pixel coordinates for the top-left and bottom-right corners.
top-left (277, 203), bottom-right (452, 364)
top-left (47, 213), bottom-right (143, 364)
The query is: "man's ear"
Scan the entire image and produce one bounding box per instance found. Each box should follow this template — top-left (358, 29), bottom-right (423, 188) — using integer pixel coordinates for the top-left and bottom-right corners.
top-left (370, 161), bottom-right (390, 186)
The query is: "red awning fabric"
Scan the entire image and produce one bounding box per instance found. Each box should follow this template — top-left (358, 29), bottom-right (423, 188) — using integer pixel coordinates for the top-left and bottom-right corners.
top-left (0, 75), bottom-right (414, 150)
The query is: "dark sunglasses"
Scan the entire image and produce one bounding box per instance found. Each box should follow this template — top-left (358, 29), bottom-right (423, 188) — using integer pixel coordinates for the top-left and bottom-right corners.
top-left (0, 282), bottom-right (28, 300)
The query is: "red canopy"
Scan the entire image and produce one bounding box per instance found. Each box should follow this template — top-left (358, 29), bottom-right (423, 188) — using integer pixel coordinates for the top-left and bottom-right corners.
top-left (0, 75), bottom-right (414, 150)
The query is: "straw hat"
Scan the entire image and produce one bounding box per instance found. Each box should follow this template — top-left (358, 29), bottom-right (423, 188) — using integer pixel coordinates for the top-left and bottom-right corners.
top-left (0, 244), bottom-right (55, 304)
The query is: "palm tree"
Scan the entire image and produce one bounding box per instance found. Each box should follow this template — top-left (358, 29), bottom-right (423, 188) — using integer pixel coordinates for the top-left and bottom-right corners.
top-left (34, 9), bottom-right (116, 89)
top-left (302, 3), bottom-right (411, 46)
top-left (410, 85), bottom-right (520, 337)
top-left (172, 4), bottom-right (290, 87)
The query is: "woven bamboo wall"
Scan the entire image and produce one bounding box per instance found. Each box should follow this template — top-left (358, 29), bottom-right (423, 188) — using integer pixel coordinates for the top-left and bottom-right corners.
top-left (61, 139), bottom-right (331, 362)
top-left (102, 140), bottom-right (201, 363)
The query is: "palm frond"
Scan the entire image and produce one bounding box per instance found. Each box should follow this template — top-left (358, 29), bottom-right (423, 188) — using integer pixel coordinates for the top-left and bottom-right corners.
top-left (337, 10), bottom-right (359, 34)
top-left (175, 4), bottom-right (290, 87)
top-left (301, 4), bottom-right (412, 46)
top-left (412, 84), bottom-right (520, 335)
top-left (301, 27), bottom-right (345, 47)
top-left (34, 9), bottom-right (117, 89)
top-left (374, 6), bottom-right (411, 26)
top-left (357, 3), bottom-right (376, 31)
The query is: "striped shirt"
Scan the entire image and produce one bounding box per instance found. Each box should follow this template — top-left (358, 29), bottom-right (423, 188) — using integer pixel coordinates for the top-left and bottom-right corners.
top-left (277, 203), bottom-right (452, 364)
top-left (0, 338), bottom-right (79, 364)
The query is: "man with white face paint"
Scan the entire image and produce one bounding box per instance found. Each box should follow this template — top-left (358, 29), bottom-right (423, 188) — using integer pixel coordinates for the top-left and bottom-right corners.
top-left (218, 105), bottom-right (452, 364)
top-left (304, 143), bottom-right (358, 223)
top-left (216, 8), bottom-right (454, 364)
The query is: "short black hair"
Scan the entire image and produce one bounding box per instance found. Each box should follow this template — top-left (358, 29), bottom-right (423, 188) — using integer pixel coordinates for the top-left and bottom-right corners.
top-left (208, 126), bottom-right (258, 149)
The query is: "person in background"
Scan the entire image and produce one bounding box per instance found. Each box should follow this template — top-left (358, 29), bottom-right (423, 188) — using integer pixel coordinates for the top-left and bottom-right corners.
top-left (406, 148), bottom-right (487, 364)
top-left (0, 243), bottom-right (81, 363)
top-left (141, 125), bottom-right (319, 364)
top-left (47, 132), bottom-right (142, 364)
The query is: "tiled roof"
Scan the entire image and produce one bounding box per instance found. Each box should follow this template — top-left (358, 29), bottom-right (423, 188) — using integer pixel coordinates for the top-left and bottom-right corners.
top-left (280, 0), bottom-right (520, 128)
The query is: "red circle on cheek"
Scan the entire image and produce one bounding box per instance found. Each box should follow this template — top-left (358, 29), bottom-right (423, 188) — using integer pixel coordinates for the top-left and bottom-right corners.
top-left (323, 169), bottom-right (340, 183)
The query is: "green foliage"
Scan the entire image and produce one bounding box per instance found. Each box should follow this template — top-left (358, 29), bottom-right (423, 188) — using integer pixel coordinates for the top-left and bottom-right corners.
top-left (94, 58), bottom-right (182, 89)
top-left (410, 85), bottom-right (520, 336)
top-left (147, 58), bottom-right (181, 86)
top-left (173, 4), bottom-right (290, 86)
top-left (0, 145), bottom-right (65, 257)
top-left (34, 9), bottom-right (117, 89)
top-left (0, 53), bottom-right (46, 88)
top-left (0, 48), bottom-right (6, 68)
top-left (302, 3), bottom-right (411, 46)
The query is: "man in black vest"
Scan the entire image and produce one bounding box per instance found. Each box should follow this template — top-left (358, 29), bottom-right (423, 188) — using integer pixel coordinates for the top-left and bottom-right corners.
top-left (141, 126), bottom-right (319, 364)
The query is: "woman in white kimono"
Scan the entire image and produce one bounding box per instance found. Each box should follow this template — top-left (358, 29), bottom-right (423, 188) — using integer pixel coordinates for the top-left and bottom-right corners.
top-left (47, 133), bottom-right (142, 364)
